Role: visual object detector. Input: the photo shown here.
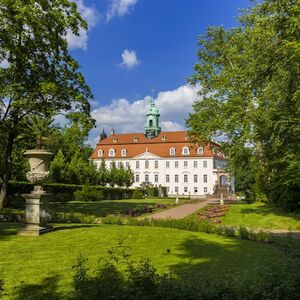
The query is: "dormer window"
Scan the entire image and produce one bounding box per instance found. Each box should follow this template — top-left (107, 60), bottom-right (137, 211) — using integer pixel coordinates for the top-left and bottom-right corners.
top-left (98, 149), bottom-right (103, 157)
top-left (162, 136), bottom-right (167, 141)
top-left (113, 138), bottom-right (118, 143)
top-left (121, 149), bottom-right (127, 157)
top-left (182, 146), bottom-right (190, 155)
top-left (133, 137), bottom-right (139, 142)
top-left (197, 147), bottom-right (204, 155)
top-left (170, 148), bottom-right (176, 156)
top-left (108, 148), bottom-right (115, 157)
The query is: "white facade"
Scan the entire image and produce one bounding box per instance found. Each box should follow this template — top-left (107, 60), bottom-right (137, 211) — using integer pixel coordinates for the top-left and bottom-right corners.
top-left (94, 151), bottom-right (228, 196)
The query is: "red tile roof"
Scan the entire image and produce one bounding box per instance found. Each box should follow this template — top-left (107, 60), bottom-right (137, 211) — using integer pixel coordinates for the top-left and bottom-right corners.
top-left (90, 131), bottom-right (225, 160)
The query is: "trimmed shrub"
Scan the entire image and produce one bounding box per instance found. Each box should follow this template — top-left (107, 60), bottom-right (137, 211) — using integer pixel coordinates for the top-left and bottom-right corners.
top-left (7, 181), bottom-right (135, 202)
top-left (146, 187), bottom-right (158, 197)
top-left (132, 189), bottom-right (144, 199)
top-left (74, 185), bottom-right (104, 202)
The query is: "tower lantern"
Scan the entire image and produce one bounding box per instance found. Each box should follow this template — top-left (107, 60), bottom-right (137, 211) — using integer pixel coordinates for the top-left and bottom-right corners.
top-left (144, 97), bottom-right (161, 138)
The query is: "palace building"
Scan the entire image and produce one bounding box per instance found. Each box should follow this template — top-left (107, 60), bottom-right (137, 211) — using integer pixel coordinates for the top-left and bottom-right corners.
top-left (90, 99), bottom-right (234, 196)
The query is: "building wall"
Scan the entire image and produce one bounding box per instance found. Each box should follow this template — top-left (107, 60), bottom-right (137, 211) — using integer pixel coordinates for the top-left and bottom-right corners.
top-left (93, 156), bottom-right (225, 196)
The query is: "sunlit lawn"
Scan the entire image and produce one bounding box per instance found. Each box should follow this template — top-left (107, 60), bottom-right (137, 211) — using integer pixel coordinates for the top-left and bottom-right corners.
top-left (0, 222), bottom-right (295, 299)
top-left (187, 202), bottom-right (300, 230)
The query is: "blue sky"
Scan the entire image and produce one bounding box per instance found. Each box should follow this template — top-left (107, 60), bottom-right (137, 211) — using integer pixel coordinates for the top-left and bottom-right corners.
top-left (67, 0), bottom-right (250, 145)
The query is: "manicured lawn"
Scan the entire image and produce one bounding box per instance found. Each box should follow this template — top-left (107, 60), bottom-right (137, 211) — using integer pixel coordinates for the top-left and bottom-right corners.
top-left (3, 198), bottom-right (186, 222)
top-left (188, 202), bottom-right (300, 230)
top-left (0, 222), bottom-right (297, 299)
top-left (51, 197), bottom-right (180, 217)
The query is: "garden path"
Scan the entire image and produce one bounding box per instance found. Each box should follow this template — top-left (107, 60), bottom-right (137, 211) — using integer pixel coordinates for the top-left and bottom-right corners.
top-left (149, 200), bottom-right (209, 220)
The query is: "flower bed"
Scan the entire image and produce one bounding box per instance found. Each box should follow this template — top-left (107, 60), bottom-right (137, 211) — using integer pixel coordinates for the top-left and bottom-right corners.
top-left (197, 205), bottom-right (230, 223)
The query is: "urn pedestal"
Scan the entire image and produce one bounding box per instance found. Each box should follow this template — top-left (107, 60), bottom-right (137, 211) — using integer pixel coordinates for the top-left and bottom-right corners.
top-left (18, 150), bottom-right (53, 236)
top-left (18, 193), bottom-right (52, 236)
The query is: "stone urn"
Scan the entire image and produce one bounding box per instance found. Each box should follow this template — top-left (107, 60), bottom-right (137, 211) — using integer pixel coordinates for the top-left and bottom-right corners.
top-left (18, 149), bottom-right (53, 236)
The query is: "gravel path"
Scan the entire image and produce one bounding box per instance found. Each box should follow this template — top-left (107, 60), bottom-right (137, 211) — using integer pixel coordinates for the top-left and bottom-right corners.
top-left (149, 200), bottom-right (209, 220)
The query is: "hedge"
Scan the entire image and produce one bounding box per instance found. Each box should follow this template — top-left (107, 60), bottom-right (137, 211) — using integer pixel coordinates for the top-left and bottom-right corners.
top-left (7, 181), bottom-right (135, 201)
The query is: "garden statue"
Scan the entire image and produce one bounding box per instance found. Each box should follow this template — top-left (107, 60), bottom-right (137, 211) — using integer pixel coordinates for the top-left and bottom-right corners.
top-left (18, 149), bottom-right (53, 236)
top-left (18, 116), bottom-right (54, 236)
top-left (220, 193), bottom-right (224, 206)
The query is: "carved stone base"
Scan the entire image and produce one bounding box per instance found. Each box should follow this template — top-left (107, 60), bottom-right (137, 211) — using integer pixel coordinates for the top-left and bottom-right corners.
top-left (18, 193), bottom-right (53, 236)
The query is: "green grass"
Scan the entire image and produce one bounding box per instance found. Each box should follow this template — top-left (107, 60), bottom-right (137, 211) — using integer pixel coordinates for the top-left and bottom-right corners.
top-left (0, 222), bottom-right (298, 299)
top-left (187, 202), bottom-right (300, 230)
top-left (52, 198), bottom-right (180, 217)
top-left (3, 198), bottom-right (187, 221)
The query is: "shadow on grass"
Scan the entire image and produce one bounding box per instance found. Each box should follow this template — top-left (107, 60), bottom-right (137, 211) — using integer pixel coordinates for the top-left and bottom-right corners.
top-left (14, 275), bottom-right (63, 300)
top-left (0, 222), bottom-right (20, 240)
top-left (51, 201), bottom-right (166, 217)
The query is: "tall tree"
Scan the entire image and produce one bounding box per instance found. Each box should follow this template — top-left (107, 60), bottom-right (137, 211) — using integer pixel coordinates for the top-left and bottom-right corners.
top-left (0, 0), bottom-right (93, 207)
top-left (187, 0), bottom-right (300, 210)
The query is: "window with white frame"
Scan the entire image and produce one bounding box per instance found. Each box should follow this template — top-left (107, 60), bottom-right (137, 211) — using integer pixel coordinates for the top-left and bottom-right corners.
top-left (118, 162), bottom-right (122, 168)
top-left (110, 162), bottom-right (113, 168)
top-left (108, 148), bottom-right (115, 157)
top-left (175, 161), bottom-right (178, 168)
top-left (113, 138), bottom-right (118, 143)
top-left (182, 146), bottom-right (190, 155)
top-left (184, 187), bottom-right (188, 193)
top-left (193, 161), bottom-right (197, 168)
top-left (166, 161), bottom-right (170, 168)
top-left (197, 147), bottom-right (203, 155)
top-left (133, 137), bottom-right (139, 142)
top-left (194, 187), bottom-right (198, 193)
top-left (154, 160), bottom-right (158, 168)
top-left (170, 148), bottom-right (176, 156)
top-left (203, 174), bottom-right (208, 183)
top-left (184, 174), bottom-right (188, 183)
top-left (155, 174), bottom-right (158, 183)
top-left (184, 161), bottom-right (188, 168)
top-left (145, 174), bottom-right (149, 182)
top-left (166, 174), bottom-right (170, 182)
top-left (121, 149), bottom-right (127, 157)
top-left (203, 160), bottom-right (207, 168)
top-left (126, 162), bottom-right (129, 168)
top-left (175, 174), bottom-right (179, 182)
top-left (135, 174), bottom-right (139, 182)
top-left (98, 149), bottom-right (103, 157)
top-left (204, 187), bottom-right (208, 193)
top-left (162, 136), bottom-right (167, 141)
top-left (136, 161), bottom-right (139, 169)
top-left (145, 160), bottom-right (149, 169)
top-left (194, 174), bottom-right (198, 183)
top-left (175, 186), bottom-right (179, 193)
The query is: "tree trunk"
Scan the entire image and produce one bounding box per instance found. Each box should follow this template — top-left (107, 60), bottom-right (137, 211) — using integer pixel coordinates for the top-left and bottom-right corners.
top-left (0, 127), bottom-right (16, 209)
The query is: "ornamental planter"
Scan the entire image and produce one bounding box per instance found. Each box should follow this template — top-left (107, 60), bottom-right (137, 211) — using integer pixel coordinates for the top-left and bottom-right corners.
top-left (18, 149), bottom-right (53, 236)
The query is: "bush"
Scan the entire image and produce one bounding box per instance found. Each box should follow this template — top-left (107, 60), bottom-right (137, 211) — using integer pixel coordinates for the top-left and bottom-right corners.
top-left (70, 248), bottom-right (300, 300)
top-left (132, 189), bottom-right (144, 199)
top-left (74, 185), bottom-right (104, 202)
top-left (8, 181), bottom-right (136, 202)
top-left (146, 187), bottom-right (158, 197)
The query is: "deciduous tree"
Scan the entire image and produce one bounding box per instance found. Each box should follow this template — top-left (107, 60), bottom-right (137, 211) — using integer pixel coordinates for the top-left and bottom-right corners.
top-left (187, 0), bottom-right (300, 210)
top-left (0, 0), bottom-right (93, 207)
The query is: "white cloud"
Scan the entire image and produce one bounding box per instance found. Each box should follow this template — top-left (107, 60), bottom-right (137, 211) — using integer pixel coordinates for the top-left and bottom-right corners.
top-left (88, 84), bottom-right (198, 146)
top-left (106, 0), bottom-right (138, 21)
top-left (119, 49), bottom-right (140, 69)
top-left (67, 0), bottom-right (100, 50)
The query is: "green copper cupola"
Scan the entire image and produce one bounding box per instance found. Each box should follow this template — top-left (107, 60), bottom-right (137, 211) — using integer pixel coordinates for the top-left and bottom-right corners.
top-left (144, 98), bottom-right (161, 138)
